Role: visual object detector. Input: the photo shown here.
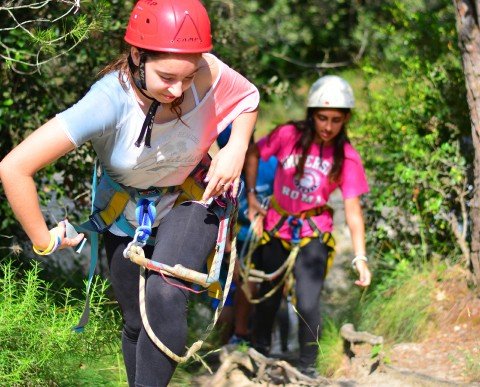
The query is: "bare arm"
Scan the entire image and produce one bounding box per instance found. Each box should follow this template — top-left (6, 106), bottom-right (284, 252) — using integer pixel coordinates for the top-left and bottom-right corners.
top-left (203, 110), bottom-right (258, 200)
top-left (344, 196), bottom-right (371, 287)
top-left (244, 141), bottom-right (267, 217)
top-left (0, 117), bottom-right (84, 250)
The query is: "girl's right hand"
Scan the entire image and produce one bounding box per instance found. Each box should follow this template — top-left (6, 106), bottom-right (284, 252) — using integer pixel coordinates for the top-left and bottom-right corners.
top-left (247, 195), bottom-right (266, 237)
top-left (354, 260), bottom-right (371, 287)
top-left (246, 194), bottom-right (266, 221)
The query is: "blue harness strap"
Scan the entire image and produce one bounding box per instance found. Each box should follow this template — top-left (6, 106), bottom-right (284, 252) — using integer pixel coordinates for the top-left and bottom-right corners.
top-left (73, 162), bottom-right (100, 332)
top-left (74, 163), bottom-right (160, 332)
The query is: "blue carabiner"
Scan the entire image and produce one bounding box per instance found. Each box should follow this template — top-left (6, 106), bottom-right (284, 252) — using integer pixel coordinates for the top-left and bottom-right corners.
top-left (135, 199), bottom-right (156, 244)
top-left (287, 216), bottom-right (303, 245)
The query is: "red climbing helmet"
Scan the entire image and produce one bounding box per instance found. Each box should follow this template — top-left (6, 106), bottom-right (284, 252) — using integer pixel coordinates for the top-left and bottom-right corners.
top-left (124, 0), bottom-right (213, 53)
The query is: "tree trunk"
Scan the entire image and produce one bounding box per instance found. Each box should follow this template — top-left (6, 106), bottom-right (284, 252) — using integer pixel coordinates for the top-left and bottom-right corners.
top-left (453, 0), bottom-right (480, 284)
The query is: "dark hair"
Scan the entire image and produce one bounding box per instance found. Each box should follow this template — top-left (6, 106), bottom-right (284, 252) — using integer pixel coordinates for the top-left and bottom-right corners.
top-left (270, 107), bottom-right (350, 183)
top-left (97, 49), bottom-right (185, 120)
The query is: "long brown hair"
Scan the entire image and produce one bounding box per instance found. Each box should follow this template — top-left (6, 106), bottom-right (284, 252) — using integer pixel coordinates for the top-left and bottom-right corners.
top-left (291, 107), bottom-right (351, 183)
top-left (97, 49), bottom-right (185, 119)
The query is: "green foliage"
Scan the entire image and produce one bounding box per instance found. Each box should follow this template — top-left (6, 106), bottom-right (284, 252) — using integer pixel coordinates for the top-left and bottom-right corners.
top-left (359, 260), bottom-right (436, 342)
top-left (0, 1), bottom-right (132, 246)
top-left (0, 259), bottom-right (125, 385)
top-left (463, 350), bottom-right (480, 382)
top-left (354, 0), bottom-right (471, 268)
top-left (205, 0), bottom-right (366, 96)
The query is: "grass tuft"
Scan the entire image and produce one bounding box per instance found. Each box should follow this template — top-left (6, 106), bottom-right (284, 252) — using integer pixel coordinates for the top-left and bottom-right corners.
top-left (316, 317), bottom-right (345, 377)
top-left (359, 260), bottom-right (436, 343)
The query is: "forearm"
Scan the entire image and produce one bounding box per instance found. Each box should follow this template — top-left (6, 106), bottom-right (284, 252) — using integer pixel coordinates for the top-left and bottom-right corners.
top-left (0, 170), bottom-right (50, 248)
top-left (349, 220), bottom-right (366, 256)
top-left (0, 117), bottom-right (76, 249)
top-left (244, 143), bottom-right (259, 195)
top-left (344, 197), bottom-right (371, 286)
top-left (344, 197), bottom-right (366, 256)
top-left (228, 111), bottom-right (258, 153)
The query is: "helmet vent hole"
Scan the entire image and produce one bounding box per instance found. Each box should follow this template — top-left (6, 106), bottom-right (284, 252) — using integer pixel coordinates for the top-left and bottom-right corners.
top-left (146, 18), bottom-right (150, 23)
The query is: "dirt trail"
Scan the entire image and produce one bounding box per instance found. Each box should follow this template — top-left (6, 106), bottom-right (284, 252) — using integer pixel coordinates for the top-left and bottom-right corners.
top-left (191, 191), bottom-right (480, 386)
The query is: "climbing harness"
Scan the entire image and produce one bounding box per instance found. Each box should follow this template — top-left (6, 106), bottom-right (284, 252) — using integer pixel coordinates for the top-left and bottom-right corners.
top-left (73, 156), bottom-right (239, 363)
top-left (239, 196), bottom-right (336, 305)
top-left (123, 194), bottom-right (238, 362)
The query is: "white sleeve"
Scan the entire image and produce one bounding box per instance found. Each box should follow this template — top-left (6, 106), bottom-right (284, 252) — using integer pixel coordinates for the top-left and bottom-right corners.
top-left (214, 60), bottom-right (260, 135)
top-left (56, 74), bottom-right (124, 147)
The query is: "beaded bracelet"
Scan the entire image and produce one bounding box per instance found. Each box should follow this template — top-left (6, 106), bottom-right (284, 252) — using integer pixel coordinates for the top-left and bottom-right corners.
top-left (33, 229), bottom-right (62, 256)
top-left (351, 254), bottom-right (368, 269)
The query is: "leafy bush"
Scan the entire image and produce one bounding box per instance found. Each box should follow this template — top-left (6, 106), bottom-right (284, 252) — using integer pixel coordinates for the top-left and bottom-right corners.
top-left (0, 259), bottom-right (124, 386)
top-left (354, 0), bottom-right (471, 269)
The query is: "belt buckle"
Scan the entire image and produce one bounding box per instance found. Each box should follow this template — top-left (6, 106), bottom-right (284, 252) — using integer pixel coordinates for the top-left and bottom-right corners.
top-left (89, 212), bottom-right (110, 233)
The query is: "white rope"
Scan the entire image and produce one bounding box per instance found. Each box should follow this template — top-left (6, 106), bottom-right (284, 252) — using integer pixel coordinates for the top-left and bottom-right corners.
top-left (137, 235), bottom-right (237, 363)
top-left (241, 244), bottom-right (299, 305)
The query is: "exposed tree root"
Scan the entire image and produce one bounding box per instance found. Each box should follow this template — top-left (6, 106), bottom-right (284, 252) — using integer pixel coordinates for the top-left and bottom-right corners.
top-left (209, 345), bottom-right (331, 386)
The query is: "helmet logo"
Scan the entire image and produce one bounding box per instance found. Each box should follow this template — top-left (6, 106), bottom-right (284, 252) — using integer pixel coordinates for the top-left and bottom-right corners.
top-left (172, 11), bottom-right (202, 44)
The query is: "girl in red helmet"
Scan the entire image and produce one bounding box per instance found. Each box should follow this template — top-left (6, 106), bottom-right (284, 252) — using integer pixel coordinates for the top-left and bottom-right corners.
top-left (0, 0), bottom-right (259, 385)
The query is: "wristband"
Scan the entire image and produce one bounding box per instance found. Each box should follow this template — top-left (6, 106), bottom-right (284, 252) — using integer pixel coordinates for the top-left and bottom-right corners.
top-left (351, 255), bottom-right (368, 269)
top-left (246, 187), bottom-right (257, 194)
top-left (33, 229), bottom-right (62, 256)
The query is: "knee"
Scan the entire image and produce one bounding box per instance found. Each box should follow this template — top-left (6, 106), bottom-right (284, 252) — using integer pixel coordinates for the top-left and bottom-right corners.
top-left (145, 276), bottom-right (188, 317)
top-left (296, 298), bottom-right (319, 319)
top-left (123, 318), bottom-right (142, 341)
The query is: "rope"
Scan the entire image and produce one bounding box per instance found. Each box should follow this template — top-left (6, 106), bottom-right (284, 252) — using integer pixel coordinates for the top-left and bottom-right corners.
top-left (241, 244), bottom-right (299, 305)
top-left (239, 212), bottom-right (303, 305)
top-left (125, 201), bottom-right (238, 363)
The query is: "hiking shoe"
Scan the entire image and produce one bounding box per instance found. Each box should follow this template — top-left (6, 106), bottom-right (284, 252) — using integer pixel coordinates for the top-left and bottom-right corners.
top-left (297, 366), bottom-right (320, 379)
top-left (228, 334), bottom-right (251, 346)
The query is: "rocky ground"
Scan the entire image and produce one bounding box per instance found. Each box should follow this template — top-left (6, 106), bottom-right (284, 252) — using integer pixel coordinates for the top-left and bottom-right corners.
top-left (190, 191), bottom-right (480, 386)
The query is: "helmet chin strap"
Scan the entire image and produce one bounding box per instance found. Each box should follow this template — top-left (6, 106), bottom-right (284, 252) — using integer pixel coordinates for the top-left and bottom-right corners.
top-left (128, 52), bottom-right (160, 148)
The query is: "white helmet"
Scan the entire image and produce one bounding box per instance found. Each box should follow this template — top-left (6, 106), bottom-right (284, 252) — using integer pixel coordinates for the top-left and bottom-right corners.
top-left (307, 75), bottom-right (355, 109)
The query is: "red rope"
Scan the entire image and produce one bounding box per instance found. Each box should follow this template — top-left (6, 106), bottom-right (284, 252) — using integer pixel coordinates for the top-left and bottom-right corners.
top-left (156, 267), bottom-right (207, 295)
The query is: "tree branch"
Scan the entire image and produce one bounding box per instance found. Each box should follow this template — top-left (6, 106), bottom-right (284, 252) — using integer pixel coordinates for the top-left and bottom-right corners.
top-left (0, 0), bottom-right (83, 73)
top-left (270, 29), bottom-right (369, 70)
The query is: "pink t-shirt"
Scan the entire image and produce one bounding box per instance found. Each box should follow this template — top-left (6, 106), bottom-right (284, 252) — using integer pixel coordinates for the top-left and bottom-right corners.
top-left (257, 124), bottom-right (369, 240)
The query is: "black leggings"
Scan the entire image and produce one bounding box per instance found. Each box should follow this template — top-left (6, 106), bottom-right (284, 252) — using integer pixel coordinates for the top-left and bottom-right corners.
top-left (252, 237), bottom-right (328, 368)
top-left (104, 202), bottom-right (219, 387)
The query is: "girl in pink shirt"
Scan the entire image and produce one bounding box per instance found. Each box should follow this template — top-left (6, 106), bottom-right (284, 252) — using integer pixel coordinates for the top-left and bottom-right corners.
top-left (245, 75), bottom-right (371, 378)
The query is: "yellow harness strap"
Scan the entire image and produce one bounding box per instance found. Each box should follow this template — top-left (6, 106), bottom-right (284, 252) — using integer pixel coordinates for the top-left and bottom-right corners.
top-left (259, 231), bottom-right (336, 276)
top-left (96, 191), bottom-right (131, 227)
top-left (175, 176), bottom-right (205, 204)
top-left (93, 174), bottom-right (223, 300)
top-left (269, 196), bottom-right (334, 219)
top-left (95, 176), bottom-right (203, 233)
top-left (260, 196), bottom-right (337, 276)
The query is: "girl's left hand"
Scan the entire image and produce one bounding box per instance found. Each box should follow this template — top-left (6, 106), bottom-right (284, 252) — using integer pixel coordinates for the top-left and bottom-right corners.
top-left (202, 144), bottom-right (245, 201)
top-left (56, 220), bottom-right (85, 250)
top-left (354, 260), bottom-right (371, 287)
